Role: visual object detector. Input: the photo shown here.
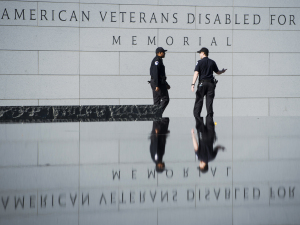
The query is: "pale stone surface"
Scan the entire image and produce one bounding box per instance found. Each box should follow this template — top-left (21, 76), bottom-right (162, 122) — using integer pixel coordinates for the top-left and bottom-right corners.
top-left (39, 51), bottom-right (80, 75)
top-left (270, 53), bottom-right (300, 75)
top-left (0, 51), bottom-right (38, 75)
top-left (233, 76), bottom-right (300, 98)
top-left (0, 75), bottom-right (79, 99)
top-left (0, 1), bottom-right (299, 116)
top-left (80, 52), bottom-right (119, 75)
top-left (233, 98), bottom-right (269, 116)
top-left (0, 27), bottom-right (79, 51)
top-left (233, 53), bottom-right (269, 75)
top-left (234, 0), bottom-right (300, 7)
top-left (270, 98), bottom-right (300, 116)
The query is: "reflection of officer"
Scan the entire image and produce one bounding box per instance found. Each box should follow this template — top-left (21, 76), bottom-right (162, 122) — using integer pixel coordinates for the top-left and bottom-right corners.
top-left (150, 117), bottom-right (170, 173)
top-left (149, 47), bottom-right (170, 114)
top-left (191, 117), bottom-right (225, 173)
top-left (191, 47), bottom-right (227, 117)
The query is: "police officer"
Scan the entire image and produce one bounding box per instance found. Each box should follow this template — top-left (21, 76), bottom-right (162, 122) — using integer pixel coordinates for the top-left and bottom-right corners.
top-left (191, 47), bottom-right (227, 117)
top-left (191, 116), bottom-right (225, 173)
top-left (150, 117), bottom-right (170, 173)
top-left (150, 47), bottom-right (170, 114)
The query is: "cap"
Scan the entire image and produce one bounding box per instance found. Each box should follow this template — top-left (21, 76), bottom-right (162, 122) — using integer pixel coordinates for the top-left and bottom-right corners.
top-left (156, 47), bottom-right (167, 54)
top-left (197, 47), bottom-right (209, 56)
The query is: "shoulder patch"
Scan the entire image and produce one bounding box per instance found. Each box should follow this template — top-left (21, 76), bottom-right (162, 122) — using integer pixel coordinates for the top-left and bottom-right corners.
top-left (155, 61), bottom-right (159, 65)
top-left (196, 61), bottom-right (198, 65)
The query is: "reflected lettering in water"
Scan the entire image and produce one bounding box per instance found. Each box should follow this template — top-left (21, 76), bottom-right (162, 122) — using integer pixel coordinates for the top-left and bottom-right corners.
top-left (0, 117), bottom-right (300, 225)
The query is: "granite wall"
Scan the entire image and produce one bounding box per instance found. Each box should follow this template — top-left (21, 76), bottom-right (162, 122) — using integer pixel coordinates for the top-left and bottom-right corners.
top-left (0, 0), bottom-right (300, 117)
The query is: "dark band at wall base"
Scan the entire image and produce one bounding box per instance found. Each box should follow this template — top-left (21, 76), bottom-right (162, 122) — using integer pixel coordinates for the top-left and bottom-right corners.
top-left (0, 105), bottom-right (162, 123)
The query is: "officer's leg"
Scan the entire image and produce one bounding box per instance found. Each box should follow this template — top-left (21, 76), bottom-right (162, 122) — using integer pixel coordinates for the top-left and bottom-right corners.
top-left (193, 84), bottom-right (205, 117)
top-left (152, 89), bottom-right (161, 105)
top-left (206, 83), bottom-right (215, 117)
top-left (151, 81), bottom-right (161, 105)
top-left (195, 116), bottom-right (205, 132)
top-left (160, 86), bottom-right (169, 113)
top-left (205, 116), bottom-right (215, 138)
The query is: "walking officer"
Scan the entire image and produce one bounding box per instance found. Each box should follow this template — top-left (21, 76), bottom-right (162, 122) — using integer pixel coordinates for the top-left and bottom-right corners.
top-left (150, 117), bottom-right (170, 173)
top-left (149, 47), bottom-right (170, 114)
top-left (191, 116), bottom-right (225, 173)
top-left (191, 47), bottom-right (227, 117)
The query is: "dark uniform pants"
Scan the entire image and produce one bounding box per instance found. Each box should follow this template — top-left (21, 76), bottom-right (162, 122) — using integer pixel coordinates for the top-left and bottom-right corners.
top-left (193, 81), bottom-right (215, 117)
top-left (150, 80), bottom-right (169, 114)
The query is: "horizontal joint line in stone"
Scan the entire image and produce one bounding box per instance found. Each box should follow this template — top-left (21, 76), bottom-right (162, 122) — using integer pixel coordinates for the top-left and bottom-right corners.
top-left (2, 50), bottom-right (300, 54)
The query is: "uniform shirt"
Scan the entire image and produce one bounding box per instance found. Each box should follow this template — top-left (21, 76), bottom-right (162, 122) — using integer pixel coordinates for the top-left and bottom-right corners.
top-left (195, 135), bottom-right (218, 163)
top-left (150, 55), bottom-right (166, 87)
top-left (194, 57), bottom-right (219, 82)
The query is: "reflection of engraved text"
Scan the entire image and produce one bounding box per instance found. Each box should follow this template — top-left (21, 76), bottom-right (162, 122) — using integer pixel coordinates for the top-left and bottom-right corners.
top-left (0, 186), bottom-right (296, 213)
top-left (109, 166), bottom-right (232, 180)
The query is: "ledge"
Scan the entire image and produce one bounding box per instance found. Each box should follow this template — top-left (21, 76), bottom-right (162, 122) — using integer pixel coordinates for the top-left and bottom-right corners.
top-left (0, 105), bottom-right (162, 123)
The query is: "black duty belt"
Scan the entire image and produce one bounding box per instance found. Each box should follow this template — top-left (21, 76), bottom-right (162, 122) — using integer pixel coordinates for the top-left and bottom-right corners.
top-left (200, 79), bottom-right (214, 83)
top-left (148, 78), bottom-right (166, 84)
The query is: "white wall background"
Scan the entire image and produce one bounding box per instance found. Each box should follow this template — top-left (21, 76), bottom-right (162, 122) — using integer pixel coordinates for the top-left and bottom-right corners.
top-left (1, 0), bottom-right (300, 117)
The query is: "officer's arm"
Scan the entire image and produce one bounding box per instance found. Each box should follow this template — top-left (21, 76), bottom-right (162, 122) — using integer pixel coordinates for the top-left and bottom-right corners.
top-left (191, 129), bottom-right (198, 152)
top-left (216, 69), bottom-right (227, 75)
top-left (213, 61), bottom-right (226, 75)
top-left (192, 71), bottom-right (199, 85)
top-left (191, 71), bottom-right (199, 92)
top-left (212, 145), bottom-right (225, 159)
top-left (153, 63), bottom-right (159, 89)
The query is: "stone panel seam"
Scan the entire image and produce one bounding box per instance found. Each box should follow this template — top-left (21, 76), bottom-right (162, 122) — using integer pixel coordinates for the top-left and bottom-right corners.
top-left (37, 2), bottom-right (39, 27)
top-left (2, 24), bottom-right (300, 31)
top-left (77, 75), bottom-right (237, 77)
top-left (3, 50), bottom-right (300, 54)
top-left (194, 6), bottom-right (196, 30)
top-left (231, 5), bottom-right (234, 220)
top-left (79, 1), bottom-right (81, 106)
top-left (37, 142), bottom-right (39, 166)
top-left (7, 2), bottom-right (298, 8)
top-left (268, 52), bottom-right (270, 76)
top-left (37, 51), bottom-right (40, 75)
top-left (7, 25), bottom-right (300, 31)
top-left (157, 28), bottom-right (160, 47)
top-left (118, 3), bottom-right (120, 27)
top-left (232, 5), bottom-right (234, 120)
top-left (268, 98), bottom-right (270, 116)
top-left (268, 134), bottom-right (270, 161)
top-left (78, 119), bottom-right (81, 225)
top-left (1, 97), bottom-right (267, 100)
top-left (269, 7), bottom-right (271, 30)
top-left (0, 74), bottom-right (80, 76)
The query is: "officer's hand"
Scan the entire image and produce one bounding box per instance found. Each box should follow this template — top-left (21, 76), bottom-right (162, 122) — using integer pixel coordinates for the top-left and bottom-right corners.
top-left (155, 87), bottom-right (160, 92)
top-left (216, 145), bottom-right (226, 151)
top-left (222, 68), bottom-right (227, 73)
top-left (166, 84), bottom-right (171, 90)
top-left (191, 85), bottom-right (194, 92)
